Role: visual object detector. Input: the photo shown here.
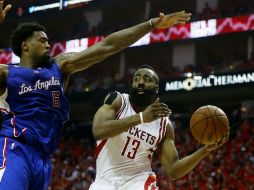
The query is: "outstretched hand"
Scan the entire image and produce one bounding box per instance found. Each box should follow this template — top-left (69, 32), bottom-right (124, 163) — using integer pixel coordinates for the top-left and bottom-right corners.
top-left (0, 0), bottom-right (11, 24)
top-left (204, 134), bottom-right (229, 152)
top-left (151, 11), bottom-right (191, 29)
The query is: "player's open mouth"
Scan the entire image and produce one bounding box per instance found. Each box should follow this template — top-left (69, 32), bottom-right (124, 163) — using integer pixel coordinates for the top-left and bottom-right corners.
top-left (137, 89), bottom-right (145, 94)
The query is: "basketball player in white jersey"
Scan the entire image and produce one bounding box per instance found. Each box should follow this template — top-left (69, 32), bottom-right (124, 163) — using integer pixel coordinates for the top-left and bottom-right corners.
top-left (90, 65), bottom-right (229, 190)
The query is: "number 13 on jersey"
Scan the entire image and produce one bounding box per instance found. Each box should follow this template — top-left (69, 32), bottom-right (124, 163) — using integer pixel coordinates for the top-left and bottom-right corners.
top-left (121, 136), bottom-right (141, 159)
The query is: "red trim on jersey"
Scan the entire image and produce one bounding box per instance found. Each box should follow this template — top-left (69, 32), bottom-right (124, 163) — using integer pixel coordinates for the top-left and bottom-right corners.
top-left (161, 118), bottom-right (167, 139)
top-left (95, 139), bottom-right (108, 158)
top-left (156, 117), bottom-right (167, 146)
top-left (0, 108), bottom-right (27, 137)
top-left (144, 175), bottom-right (158, 190)
top-left (0, 138), bottom-right (8, 170)
top-left (155, 118), bottom-right (164, 146)
top-left (116, 97), bottom-right (126, 119)
top-left (160, 118), bottom-right (163, 126)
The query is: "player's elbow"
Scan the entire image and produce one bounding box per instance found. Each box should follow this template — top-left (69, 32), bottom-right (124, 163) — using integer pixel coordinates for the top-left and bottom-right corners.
top-left (168, 170), bottom-right (186, 180)
top-left (169, 173), bottom-right (180, 180)
top-left (166, 173), bottom-right (179, 180)
top-left (166, 166), bottom-right (184, 180)
top-left (92, 126), bottom-right (100, 140)
top-left (92, 124), bottom-right (105, 140)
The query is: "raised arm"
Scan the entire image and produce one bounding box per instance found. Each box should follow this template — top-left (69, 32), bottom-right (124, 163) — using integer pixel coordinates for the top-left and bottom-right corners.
top-left (0, 0), bottom-right (11, 24)
top-left (92, 93), bottom-right (171, 140)
top-left (55, 11), bottom-right (191, 74)
top-left (160, 122), bottom-right (228, 180)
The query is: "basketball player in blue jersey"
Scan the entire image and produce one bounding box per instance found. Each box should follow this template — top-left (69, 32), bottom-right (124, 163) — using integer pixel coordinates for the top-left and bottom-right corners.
top-left (0, 1), bottom-right (192, 189)
top-left (91, 65), bottom-right (229, 189)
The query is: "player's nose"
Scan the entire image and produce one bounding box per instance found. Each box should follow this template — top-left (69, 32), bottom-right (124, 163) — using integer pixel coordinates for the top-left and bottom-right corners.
top-left (138, 77), bottom-right (145, 84)
top-left (45, 42), bottom-right (50, 50)
top-left (138, 83), bottom-right (145, 88)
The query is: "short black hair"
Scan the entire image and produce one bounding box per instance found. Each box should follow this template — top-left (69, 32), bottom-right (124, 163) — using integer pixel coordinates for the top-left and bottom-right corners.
top-left (11, 23), bottom-right (45, 57)
top-left (136, 64), bottom-right (159, 84)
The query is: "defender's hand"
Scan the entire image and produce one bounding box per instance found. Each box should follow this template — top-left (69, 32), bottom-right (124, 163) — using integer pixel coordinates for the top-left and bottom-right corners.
top-left (0, 0), bottom-right (11, 24)
top-left (151, 11), bottom-right (191, 29)
top-left (142, 98), bottom-right (172, 123)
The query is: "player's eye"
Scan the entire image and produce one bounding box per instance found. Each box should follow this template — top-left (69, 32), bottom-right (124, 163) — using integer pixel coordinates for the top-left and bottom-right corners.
top-left (40, 38), bottom-right (48, 43)
top-left (134, 77), bottom-right (140, 82)
top-left (145, 77), bottom-right (152, 82)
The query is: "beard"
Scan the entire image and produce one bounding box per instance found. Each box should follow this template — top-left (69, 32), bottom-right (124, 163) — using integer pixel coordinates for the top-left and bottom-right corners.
top-left (129, 87), bottom-right (157, 108)
top-left (40, 53), bottom-right (52, 67)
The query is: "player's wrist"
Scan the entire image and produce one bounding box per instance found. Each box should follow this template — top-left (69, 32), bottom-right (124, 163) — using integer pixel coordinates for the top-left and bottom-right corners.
top-left (148, 19), bottom-right (155, 28)
top-left (202, 145), bottom-right (212, 154)
top-left (139, 112), bottom-right (144, 124)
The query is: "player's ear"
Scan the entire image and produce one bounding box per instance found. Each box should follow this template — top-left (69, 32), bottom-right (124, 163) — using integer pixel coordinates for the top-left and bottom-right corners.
top-left (22, 41), bottom-right (29, 52)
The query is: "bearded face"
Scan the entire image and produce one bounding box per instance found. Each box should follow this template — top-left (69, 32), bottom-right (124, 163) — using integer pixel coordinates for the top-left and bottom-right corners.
top-left (129, 84), bottom-right (157, 108)
top-left (40, 52), bottom-right (52, 67)
top-left (129, 68), bottom-right (159, 108)
top-left (26, 31), bottom-right (52, 68)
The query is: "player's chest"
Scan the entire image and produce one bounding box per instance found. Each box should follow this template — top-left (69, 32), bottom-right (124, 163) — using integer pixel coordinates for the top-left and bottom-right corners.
top-left (10, 69), bottom-right (62, 95)
top-left (124, 123), bottom-right (161, 148)
top-left (13, 68), bottom-right (58, 83)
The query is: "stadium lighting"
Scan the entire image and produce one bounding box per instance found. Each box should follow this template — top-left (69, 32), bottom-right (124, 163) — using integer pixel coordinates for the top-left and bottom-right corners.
top-left (65, 0), bottom-right (93, 6)
top-left (29, 3), bottom-right (60, 13)
top-left (29, 0), bottom-right (93, 13)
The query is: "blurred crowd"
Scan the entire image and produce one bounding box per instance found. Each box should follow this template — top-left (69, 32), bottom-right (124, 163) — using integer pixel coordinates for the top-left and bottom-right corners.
top-left (66, 52), bottom-right (254, 93)
top-left (48, 111), bottom-right (254, 190)
top-left (70, 0), bottom-right (254, 39)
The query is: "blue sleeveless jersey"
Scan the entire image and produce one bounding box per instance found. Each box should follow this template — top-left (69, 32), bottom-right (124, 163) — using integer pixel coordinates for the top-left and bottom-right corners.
top-left (0, 61), bottom-right (70, 154)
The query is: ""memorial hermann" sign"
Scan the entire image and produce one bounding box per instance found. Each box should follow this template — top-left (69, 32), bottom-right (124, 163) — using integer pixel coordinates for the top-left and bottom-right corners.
top-left (165, 71), bottom-right (254, 91)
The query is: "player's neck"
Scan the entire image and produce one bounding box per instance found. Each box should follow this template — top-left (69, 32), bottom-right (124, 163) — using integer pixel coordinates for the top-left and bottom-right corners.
top-left (20, 57), bottom-right (39, 69)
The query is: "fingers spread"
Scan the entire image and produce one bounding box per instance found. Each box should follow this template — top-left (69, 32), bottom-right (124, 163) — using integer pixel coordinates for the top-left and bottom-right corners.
top-left (181, 13), bottom-right (192, 17)
top-left (177, 21), bottom-right (186, 25)
top-left (3, 4), bottom-right (11, 14)
top-left (159, 12), bottom-right (165, 18)
top-left (0, 1), bottom-right (3, 10)
top-left (151, 103), bottom-right (170, 111)
top-left (155, 107), bottom-right (172, 117)
top-left (153, 98), bottom-right (160, 104)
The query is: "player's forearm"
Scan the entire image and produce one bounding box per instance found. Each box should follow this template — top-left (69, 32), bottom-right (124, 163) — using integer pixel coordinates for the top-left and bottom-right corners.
top-left (102, 20), bottom-right (152, 53)
top-left (93, 114), bottom-right (141, 140)
top-left (57, 21), bottom-right (153, 74)
top-left (170, 147), bottom-right (210, 179)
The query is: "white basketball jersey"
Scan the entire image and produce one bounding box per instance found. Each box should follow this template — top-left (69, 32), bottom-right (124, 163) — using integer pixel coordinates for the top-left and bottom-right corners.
top-left (95, 93), bottom-right (169, 184)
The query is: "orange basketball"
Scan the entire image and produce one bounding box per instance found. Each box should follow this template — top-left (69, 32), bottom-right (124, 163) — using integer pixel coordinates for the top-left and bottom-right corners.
top-left (190, 105), bottom-right (229, 145)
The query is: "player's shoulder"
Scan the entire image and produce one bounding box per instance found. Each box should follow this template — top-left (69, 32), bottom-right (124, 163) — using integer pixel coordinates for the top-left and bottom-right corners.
top-left (104, 91), bottom-right (123, 111)
top-left (0, 64), bottom-right (8, 72)
top-left (0, 64), bottom-right (9, 79)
